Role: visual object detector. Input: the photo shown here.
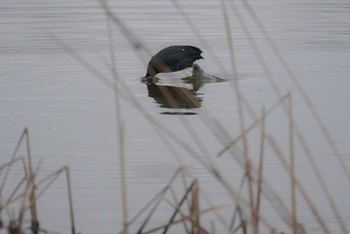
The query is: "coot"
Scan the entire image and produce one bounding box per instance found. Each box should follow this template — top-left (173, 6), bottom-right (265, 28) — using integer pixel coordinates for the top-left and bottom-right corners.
top-left (145, 45), bottom-right (203, 77)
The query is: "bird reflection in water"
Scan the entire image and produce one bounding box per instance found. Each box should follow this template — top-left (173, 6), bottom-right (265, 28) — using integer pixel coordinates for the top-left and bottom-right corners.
top-left (142, 64), bottom-right (225, 115)
top-left (141, 45), bottom-right (224, 114)
top-left (146, 83), bottom-right (202, 110)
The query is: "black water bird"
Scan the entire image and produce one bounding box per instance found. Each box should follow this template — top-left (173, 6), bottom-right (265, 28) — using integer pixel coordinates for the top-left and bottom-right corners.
top-left (145, 45), bottom-right (203, 77)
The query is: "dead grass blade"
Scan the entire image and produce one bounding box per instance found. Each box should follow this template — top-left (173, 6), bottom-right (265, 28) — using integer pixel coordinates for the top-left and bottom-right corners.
top-left (267, 135), bottom-right (330, 234)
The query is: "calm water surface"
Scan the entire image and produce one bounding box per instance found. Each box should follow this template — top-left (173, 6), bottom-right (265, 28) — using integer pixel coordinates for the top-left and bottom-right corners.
top-left (1, 0), bottom-right (350, 233)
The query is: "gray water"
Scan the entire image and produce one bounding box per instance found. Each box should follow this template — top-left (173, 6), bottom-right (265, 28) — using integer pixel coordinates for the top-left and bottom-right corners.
top-left (1, 0), bottom-right (350, 233)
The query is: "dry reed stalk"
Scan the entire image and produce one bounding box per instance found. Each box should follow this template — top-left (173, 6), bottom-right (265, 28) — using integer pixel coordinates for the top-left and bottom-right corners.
top-left (0, 129), bottom-right (27, 204)
top-left (0, 158), bottom-right (26, 173)
top-left (2, 183), bottom-right (35, 214)
top-left (22, 128), bottom-right (39, 234)
top-left (136, 193), bottom-right (168, 234)
top-left (137, 179), bottom-right (192, 234)
top-left (0, 187), bottom-right (26, 212)
top-left (168, 187), bottom-right (191, 234)
top-left (229, 205), bottom-right (240, 231)
top-left (219, 0), bottom-right (255, 232)
top-left (287, 95), bottom-right (298, 233)
top-left (229, 173), bottom-right (247, 231)
top-left (162, 180), bottom-right (195, 234)
top-left (29, 170), bottom-right (61, 203)
top-left (105, 10), bottom-right (129, 234)
top-left (255, 107), bottom-right (266, 234)
top-left (28, 167), bottom-right (66, 203)
top-left (64, 166), bottom-right (76, 234)
top-left (0, 157), bottom-right (27, 211)
top-left (17, 168), bottom-right (35, 233)
top-left (232, 206), bottom-right (247, 234)
top-left (267, 135), bottom-right (330, 233)
top-left (183, 171), bottom-right (233, 233)
top-left (191, 179), bottom-right (200, 234)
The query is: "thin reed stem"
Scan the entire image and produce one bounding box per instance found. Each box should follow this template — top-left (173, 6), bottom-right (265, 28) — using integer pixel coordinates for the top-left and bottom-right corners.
top-left (162, 180), bottom-right (195, 234)
top-left (0, 158), bottom-right (27, 211)
top-left (219, 0), bottom-right (255, 231)
top-left (24, 128), bottom-right (39, 234)
top-left (64, 166), bottom-right (76, 234)
top-left (17, 170), bottom-right (34, 232)
top-left (267, 135), bottom-right (330, 233)
top-left (191, 179), bottom-right (200, 234)
top-left (105, 9), bottom-right (129, 234)
top-left (0, 129), bottom-right (27, 202)
top-left (169, 187), bottom-right (192, 234)
top-left (287, 95), bottom-right (297, 233)
top-left (255, 107), bottom-right (266, 234)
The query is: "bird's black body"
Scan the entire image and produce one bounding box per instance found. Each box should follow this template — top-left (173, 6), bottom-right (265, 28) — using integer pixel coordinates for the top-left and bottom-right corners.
top-left (146, 45), bottom-right (203, 77)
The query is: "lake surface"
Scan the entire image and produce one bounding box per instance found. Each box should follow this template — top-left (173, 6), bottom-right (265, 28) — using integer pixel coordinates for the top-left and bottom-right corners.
top-left (1, 0), bottom-right (350, 233)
